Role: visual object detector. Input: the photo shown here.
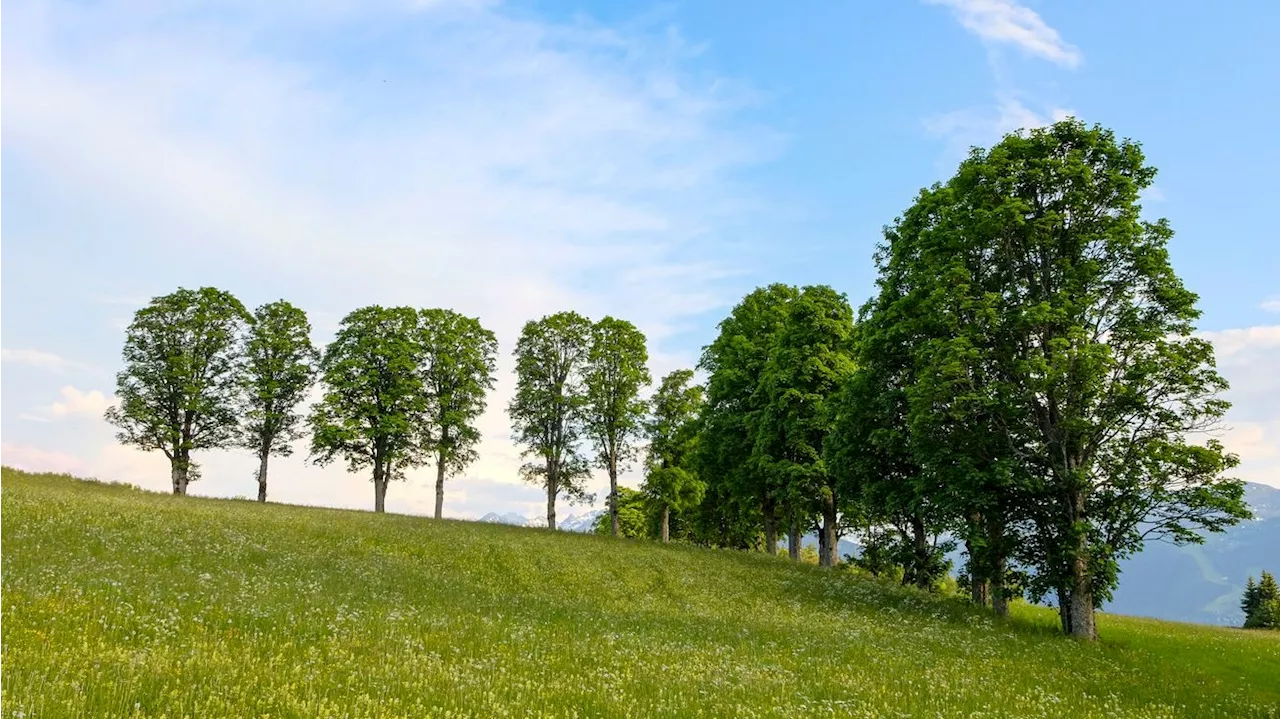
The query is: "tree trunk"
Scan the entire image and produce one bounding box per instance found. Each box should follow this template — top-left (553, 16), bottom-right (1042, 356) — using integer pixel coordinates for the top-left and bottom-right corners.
top-left (256, 451), bottom-right (269, 503)
top-left (373, 461), bottom-right (387, 513)
top-left (1057, 587), bottom-right (1073, 635)
top-left (545, 459), bottom-right (557, 530)
top-left (762, 496), bottom-right (778, 556)
top-left (821, 491), bottom-right (838, 567)
top-left (991, 555), bottom-right (1009, 618)
top-left (661, 504), bottom-right (670, 543)
top-left (434, 456), bottom-right (447, 520)
top-left (170, 453), bottom-right (189, 495)
top-left (1069, 556), bottom-right (1097, 639)
top-left (911, 514), bottom-right (930, 590)
top-left (609, 454), bottom-right (620, 538)
top-left (965, 537), bottom-right (989, 606)
top-left (787, 514), bottom-right (800, 561)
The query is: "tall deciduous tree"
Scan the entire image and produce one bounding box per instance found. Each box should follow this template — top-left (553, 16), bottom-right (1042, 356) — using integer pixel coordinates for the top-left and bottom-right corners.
top-left (418, 309), bottom-right (499, 519)
top-left (643, 369), bottom-right (705, 543)
top-left (877, 119), bottom-right (1250, 638)
top-left (309, 306), bottom-right (428, 513)
top-left (755, 286), bottom-right (856, 566)
top-left (509, 311), bottom-right (594, 530)
top-left (698, 284), bottom-right (800, 553)
top-left (239, 300), bottom-right (317, 503)
top-left (105, 287), bottom-right (250, 495)
top-left (584, 317), bottom-right (651, 537)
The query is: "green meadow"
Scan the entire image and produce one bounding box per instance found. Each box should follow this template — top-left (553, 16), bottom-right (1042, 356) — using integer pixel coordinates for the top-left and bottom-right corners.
top-left (3, 467), bottom-right (1277, 718)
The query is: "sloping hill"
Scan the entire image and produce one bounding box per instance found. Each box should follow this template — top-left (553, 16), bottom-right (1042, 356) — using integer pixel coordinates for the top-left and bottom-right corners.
top-left (3, 468), bottom-right (1277, 718)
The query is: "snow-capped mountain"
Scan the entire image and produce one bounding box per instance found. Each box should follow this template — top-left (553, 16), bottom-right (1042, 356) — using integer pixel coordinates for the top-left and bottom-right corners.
top-left (475, 509), bottom-right (604, 533)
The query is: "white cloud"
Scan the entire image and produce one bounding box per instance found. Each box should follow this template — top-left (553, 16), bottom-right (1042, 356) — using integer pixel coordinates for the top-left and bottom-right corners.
top-left (1, 348), bottom-right (96, 373)
top-left (1261, 296), bottom-right (1280, 313)
top-left (924, 96), bottom-right (1074, 162)
top-left (927, 0), bottom-right (1082, 68)
top-left (2, 0), bottom-right (774, 517)
top-left (49, 387), bottom-right (117, 419)
top-left (1199, 325), bottom-right (1280, 489)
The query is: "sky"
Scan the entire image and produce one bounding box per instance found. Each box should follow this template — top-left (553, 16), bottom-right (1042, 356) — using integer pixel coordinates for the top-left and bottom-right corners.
top-left (3, 0), bottom-right (1278, 521)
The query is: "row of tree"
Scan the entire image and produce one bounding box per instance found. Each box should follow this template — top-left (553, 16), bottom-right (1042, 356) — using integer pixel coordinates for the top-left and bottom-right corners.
top-left (106, 295), bottom-right (500, 518)
top-left (623, 120), bottom-right (1250, 641)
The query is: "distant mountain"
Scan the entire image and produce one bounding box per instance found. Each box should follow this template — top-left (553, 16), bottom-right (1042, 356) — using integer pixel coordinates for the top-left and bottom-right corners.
top-left (1109, 481), bottom-right (1280, 626)
top-left (475, 509), bottom-right (603, 533)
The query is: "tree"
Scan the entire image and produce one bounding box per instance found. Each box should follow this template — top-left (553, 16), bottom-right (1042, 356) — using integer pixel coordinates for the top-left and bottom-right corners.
top-left (755, 286), bottom-right (856, 567)
top-left (239, 300), bottom-right (317, 503)
top-left (1243, 571), bottom-right (1280, 629)
top-left (873, 119), bottom-right (1250, 638)
top-left (643, 369), bottom-right (705, 543)
top-left (309, 306), bottom-right (428, 513)
top-left (698, 284), bottom-right (800, 553)
top-left (509, 311), bottom-right (595, 530)
top-left (105, 287), bottom-right (250, 495)
top-left (584, 317), bottom-right (651, 537)
top-left (417, 309), bottom-right (499, 520)
top-left (591, 486), bottom-right (651, 539)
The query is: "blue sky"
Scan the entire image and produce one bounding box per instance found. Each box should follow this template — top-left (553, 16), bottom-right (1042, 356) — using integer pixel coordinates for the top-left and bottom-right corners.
top-left (4, 0), bottom-right (1278, 519)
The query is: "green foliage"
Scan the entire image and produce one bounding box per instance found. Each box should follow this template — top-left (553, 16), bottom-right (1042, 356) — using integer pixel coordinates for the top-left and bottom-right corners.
top-left (417, 309), bottom-right (499, 517)
top-left (6, 468), bottom-right (1279, 718)
top-left (583, 317), bottom-right (651, 536)
top-left (104, 287), bottom-right (251, 494)
top-left (852, 119), bottom-right (1251, 636)
top-left (591, 485), bottom-right (651, 539)
top-left (239, 300), bottom-right (317, 500)
top-left (509, 311), bottom-right (596, 525)
top-left (643, 369), bottom-right (705, 540)
top-left (697, 284), bottom-right (800, 549)
top-left (1242, 571), bottom-right (1280, 629)
top-left (308, 306), bottom-right (428, 511)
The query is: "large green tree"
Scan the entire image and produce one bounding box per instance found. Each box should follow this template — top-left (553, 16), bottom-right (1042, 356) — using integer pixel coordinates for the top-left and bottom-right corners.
top-left (105, 287), bottom-right (250, 495)
top-left (584, 317), bottom-right (651, 537)
top-left (697, 284), bottom-right (800, 553)
top-left (509, 311), bottom-right (595, 530)
top-left (876, 119), bottom-right (1250, 638)
top-left (643, 369), bottom-right (705, 543)
top-left (417, 309), bottom-right (499, 520)
top-left (308, 306), bottom-right (428, 513)
top-left (239, 300), bottom-right (317, 503)
top-left (755, 286), bottom-right (856, 566)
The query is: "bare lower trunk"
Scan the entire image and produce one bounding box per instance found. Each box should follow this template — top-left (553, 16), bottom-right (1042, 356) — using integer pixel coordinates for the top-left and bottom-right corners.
top-left (373, 460), bottom-right (388, 513)
top-left (256, 452), bottom-right (269, 503)
top-left (546, 459), bottom-right (557, 530)
top-left (762, 497), bottom-right (778, 556)
top-left (609, 457), bottom-right (620, 538)
top-left (787, 514), bottom-right (800, 561)
top-left (971, 576), bottom-right (990, 607)
top-left (661, 504), bottom-right (670, 543)
top-left (170, 455), bottom-right (189, 495)
top-left (1069, 556), bottom-right (1097, 639)
top-left (1057, 587), bottom-right (1073, 635)
top-left (821, 491), bottom-right (838, 567)
top-left (434, 458), bottom-right (446, 520)
top-left (991, 553), bottom-right (1009, 618)
top-left (911, 514), bottom-right (930, 590)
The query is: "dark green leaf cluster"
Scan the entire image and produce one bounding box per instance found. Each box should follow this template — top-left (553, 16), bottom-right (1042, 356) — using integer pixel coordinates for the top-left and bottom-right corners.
top-left (1241, 572), bottom-right (1280, 629)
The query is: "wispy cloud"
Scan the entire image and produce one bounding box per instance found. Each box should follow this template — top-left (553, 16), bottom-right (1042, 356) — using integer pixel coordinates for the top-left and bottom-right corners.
top-left (924, 96), bottom-right (1075, 162)
top-left (1261, 296), bottom-right (1280, 313)
top-left (1, 348), bottom-right (97, 374)
top-left (49, 387), bottom-right (117, 419)
top-left (2, 0), bottom-right (782, 514)
top-left (926, 0), bottom-right (1082, 68)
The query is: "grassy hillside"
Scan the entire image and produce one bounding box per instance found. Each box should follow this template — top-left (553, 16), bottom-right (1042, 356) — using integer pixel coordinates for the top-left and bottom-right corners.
top-left (3, 468), bottom-right (1277, 718)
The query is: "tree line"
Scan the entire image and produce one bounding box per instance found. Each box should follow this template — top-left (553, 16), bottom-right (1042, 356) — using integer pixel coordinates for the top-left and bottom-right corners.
top-left (107, 119), bottom-right (1251, 640)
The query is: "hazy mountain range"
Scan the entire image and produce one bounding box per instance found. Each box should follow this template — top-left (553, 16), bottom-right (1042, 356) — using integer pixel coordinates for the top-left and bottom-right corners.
top-left (476, 482), bottom-right (1278, 626)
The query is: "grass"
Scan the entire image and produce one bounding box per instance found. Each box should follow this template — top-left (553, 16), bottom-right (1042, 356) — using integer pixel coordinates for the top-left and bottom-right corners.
top-left (2, 467), bottom-right (1277, 718)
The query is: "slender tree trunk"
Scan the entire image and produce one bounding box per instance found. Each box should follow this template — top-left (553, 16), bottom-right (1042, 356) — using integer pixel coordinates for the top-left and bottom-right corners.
top-left (762, 496), bottom-right (778, 556)
top-left (545, 459), bottom-right (557, 530)
top-left (821, 490), bottom-right (838, 567)
top-left (256, 451), bottom-right (269, 502)
top-left (661, 504), bottom-right (670, 543)
top-left (991, 555), bottom-right (1009, 618)
top-left (373, 462), bottom-right (387, 513)
top-left (609, 453), bottom-right (620, 538)
top-left (434, 455), bottom-right (447, 520)
top-left (787, 513), bottom-right (800, 561)
top-left (1057, 587), bottom-right (1073, 635)
top-left (911, 514), bottom-right (931, 590)
top-left (170, 451), bottom-right (190, 495)
top-left (965, 537), bottom-right (989, 606)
